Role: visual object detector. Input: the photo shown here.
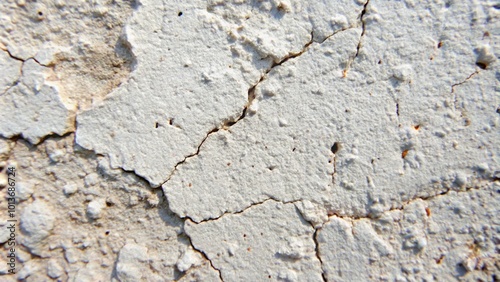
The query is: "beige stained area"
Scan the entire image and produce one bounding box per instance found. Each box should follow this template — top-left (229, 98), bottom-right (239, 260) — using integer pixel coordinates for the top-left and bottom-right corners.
top-left (0, 0), bottom-right (135, 111)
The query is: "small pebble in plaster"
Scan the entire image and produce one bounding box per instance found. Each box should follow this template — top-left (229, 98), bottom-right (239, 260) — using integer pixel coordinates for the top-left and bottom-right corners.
top-left (87, 199), bottom-right (106, 219)
top-left (63, 184), bottom-right (78, 195)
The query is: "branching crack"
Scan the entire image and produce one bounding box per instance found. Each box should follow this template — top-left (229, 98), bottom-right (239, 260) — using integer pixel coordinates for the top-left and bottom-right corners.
top-left (162, 25), bottom-right (364, 186)
top-left (161, 32), bottom-right (318, 186)
top-left (344, 0), bottom-right (370, 76)
top-left (296, 207), bottom-right (328, 282)
top-left (0, 47), bottom-right (54, 99)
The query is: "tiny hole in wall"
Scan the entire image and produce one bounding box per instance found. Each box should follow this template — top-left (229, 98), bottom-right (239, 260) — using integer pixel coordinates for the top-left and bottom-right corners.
top-left (331, 142), bottom-right (341, 154)
top-left (178, 11), bottom-right (183, 16)
top-left (155, 122), bottom-right (159, 128)
top-left (476, 62), bottom-right (487, 69)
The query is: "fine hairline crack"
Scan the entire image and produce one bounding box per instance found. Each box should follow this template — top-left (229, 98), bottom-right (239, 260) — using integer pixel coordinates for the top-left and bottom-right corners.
top-left (185, 197), bottom-right (305, 224)
top-left (451, 70), bottom-right (479, 93)
top-left (450, 69), bottom-right (480, 112)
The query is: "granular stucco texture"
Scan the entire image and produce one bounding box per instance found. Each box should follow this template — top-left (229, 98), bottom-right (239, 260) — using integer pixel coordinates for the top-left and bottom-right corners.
top-left (0, 0), bottom-right (499, 281)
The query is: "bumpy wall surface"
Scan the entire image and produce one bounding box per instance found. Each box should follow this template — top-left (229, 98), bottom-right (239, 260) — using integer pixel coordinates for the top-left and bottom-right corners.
top-left (0, 0), bottom-right (499, 281)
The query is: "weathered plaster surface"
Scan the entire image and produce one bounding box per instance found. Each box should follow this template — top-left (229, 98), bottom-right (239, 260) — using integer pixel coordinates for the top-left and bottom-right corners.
top-left (0, 0), bottom-right (498, 281)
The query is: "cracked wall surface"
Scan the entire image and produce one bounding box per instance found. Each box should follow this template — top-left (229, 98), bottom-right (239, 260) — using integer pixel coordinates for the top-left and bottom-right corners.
top-left (0, 0), bottom-right (499, 281)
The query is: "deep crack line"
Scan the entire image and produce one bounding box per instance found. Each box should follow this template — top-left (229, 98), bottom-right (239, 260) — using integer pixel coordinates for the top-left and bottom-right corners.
top-left (313, 228), bottom-right (327, 282)
top-left (296, 205), bottom-right (328, 282)
top-left (186, 234), bottom-right (225, 282)
top-left (0, 46), bottom-right (50, 67)
top-left (344, 0), bottom-right (370, 77)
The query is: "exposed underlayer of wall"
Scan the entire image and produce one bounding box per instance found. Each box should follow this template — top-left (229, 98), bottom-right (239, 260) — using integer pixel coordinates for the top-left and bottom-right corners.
top-left (0, 0), bottom-right (499, 281)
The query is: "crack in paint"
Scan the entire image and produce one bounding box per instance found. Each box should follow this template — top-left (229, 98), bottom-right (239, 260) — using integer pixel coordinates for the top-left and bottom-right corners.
top-left (0, 46), bottom-right (55, 98)
top-left (344, 0), bottom-right (370, 77)
top-left (160, 32), bottom-right (316, 186)
top-left (161, 24), bottom-right (365, 187)
top-left (0, 76), bottom-right (21, 97)
top-left (0, 47), bottom-right (50, 67)
top-left (186, 197), bottom-right (306, 224)
top-left (3, 130), bottom-right (75, 147)
top-left (450, 70), bottom-right (479, 93)
top-left (295, 207), bottom-right (328, 282)
top-left (0, 49), bottom-right (24, 97)
top-left (187, 237), bottom-right (225, 282)
top-left (451, 70), bottom-right (480, 112)
top-left (313, 228), bottom-right (327, 282)
top-left (324, 177), bottom-right (495, 223)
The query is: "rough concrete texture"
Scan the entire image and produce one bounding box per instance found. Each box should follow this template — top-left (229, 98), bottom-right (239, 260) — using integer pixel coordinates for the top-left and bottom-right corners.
top-left (0, 0), bottom-right (499, 281)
